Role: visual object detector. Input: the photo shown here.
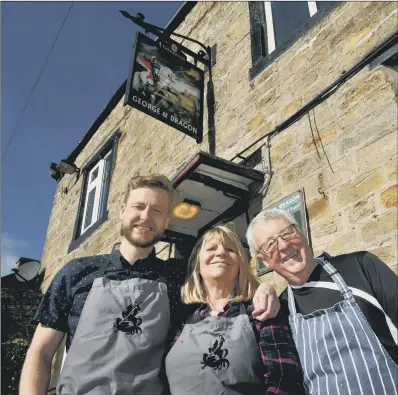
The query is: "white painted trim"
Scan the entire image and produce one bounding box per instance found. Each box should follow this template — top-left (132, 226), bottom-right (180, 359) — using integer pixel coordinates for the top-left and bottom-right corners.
top-left (80, 150), bottom-right (112, 235)
top-left (308, 1), bottom-right (318, 17)
top-left (263, 2), bottom-right (276, 54)
top-left (291, 281), bottom-right (398, 345)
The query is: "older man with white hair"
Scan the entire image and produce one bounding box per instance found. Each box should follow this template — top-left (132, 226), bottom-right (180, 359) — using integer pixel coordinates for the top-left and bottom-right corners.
top-left (247, 208), bottom-right (398, 395)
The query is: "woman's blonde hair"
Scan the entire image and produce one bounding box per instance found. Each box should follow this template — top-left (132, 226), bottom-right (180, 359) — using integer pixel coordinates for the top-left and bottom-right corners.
top-left (181, 224), bottom-right (260, 304)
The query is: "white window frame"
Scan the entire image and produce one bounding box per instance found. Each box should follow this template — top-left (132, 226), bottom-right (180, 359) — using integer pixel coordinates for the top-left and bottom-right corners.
top-left (80, 150), bottom-right (112, 235)
top-left (263, 1), bottom-right (318, 55)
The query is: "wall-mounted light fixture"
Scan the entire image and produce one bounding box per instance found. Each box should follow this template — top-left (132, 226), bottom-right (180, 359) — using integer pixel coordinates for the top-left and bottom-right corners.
top-left (173, 199), bottom-right (201, 220)
top-left (49, 163), bottom-right (62, 182)
top-left (49, 160), bottom-right (80, 182)
top-left (57, 159), bottom-right (80, 175)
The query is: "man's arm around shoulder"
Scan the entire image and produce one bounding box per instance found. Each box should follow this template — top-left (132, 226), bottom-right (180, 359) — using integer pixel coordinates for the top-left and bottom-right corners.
top-left (20, 324), bottom-right (65, 395)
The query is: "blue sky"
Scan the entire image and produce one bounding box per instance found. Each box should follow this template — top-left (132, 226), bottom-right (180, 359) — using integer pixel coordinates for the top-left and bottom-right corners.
top-left (1, 1), bottom-right (182, 276)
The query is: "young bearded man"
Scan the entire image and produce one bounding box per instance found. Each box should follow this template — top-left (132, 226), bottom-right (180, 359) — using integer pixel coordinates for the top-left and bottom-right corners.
top-left (20, 175), bottom-right (279, 395)
top-left (247, 208), bottom-right (398, 395)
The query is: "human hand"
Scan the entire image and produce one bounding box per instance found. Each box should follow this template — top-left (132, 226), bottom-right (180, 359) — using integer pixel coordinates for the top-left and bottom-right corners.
top-left (252, 282), bottom-right (280, 321)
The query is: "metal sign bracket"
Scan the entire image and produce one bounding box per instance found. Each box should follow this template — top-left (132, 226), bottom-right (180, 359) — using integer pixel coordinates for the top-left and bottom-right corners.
top-left (120, 11), bottom-right (213, 69)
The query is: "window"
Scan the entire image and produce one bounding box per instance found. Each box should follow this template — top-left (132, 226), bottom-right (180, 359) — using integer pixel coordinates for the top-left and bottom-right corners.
top-left (80, 150), bottom-right (112, 235)
top-left (249, 1), bottom-right (339, 79)
top-left (68, 131), bottom-right (120, 252)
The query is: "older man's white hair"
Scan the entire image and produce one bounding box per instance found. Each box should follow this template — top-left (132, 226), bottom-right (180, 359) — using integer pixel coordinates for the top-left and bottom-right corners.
top-left (246, 208), bottom-right (299, 257)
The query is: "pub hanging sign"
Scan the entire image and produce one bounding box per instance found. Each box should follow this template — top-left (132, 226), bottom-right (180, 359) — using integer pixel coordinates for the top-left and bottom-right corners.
top-left (124, 32), bottom-right (204, 143)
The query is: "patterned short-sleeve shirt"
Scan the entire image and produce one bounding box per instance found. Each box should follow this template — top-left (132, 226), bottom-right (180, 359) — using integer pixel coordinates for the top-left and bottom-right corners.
top-left (33, 246), bottom-right (187, 351)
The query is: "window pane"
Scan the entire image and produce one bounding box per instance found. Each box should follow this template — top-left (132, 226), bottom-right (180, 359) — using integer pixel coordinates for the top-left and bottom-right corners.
top-left (90, 167), bottom-right (99, 183)
top-left (83, 188), bottom-right (96, 230)
top-left (271, 1), bottom-right (310, 49)
top-left (316, 1), bottom-right (333, 12)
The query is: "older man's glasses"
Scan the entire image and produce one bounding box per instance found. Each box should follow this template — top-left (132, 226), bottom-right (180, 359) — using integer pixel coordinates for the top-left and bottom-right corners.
top-left (258, 224), bottom-right (298, 255)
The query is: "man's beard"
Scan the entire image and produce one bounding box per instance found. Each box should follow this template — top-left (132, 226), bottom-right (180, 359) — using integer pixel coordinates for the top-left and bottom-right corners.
top-left (122, 223), bottom-right (164, 248)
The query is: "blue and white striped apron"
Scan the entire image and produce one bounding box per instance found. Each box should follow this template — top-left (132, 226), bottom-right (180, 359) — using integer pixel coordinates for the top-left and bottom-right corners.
top-left (287, 258), bottom-right (398, 395)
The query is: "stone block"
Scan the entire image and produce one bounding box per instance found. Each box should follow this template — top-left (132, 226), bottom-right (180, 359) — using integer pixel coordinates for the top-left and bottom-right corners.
top-left (328, 231), bottom-right (358, 256)
top-left (307, 197), bottom-right (331, 222)
top-left (255, 63), bottom-right (277, 86)
top-left (286, 50), bottom-right (308, 74)
top-left (337, 170), bottom-right (383, 208)
top-left (356, 132), bottom-right (398, 173)
top-left (301, 123), bottom-right (338, 155)
top-left (340, 26), bottom-right (377, 59)
top-left (362, 75), bottom-right (396, 109)
top-left (282, 99), bottom-right (303, 120)
top-left (311, 103), bottom-right (337, 128)
top-left (339, 103), bottom-right (365, 130)
top-left (256, 89), bottom-right (277, 111)
top-left (321, 155), bottom-right (356, 190)
top-left (311, 214), bottom-right (342, 240)
top-left (330, 18), bottom-right (359, 48)
top-left (303, 44), bottom-right (330, 74)
top-left (248, 113), bottom-right (265, 132)
top-left (381, 185), bottom-right (398, 208)
top-left (253, 121), bottom-right (273, 139)
top-left (338, 104), bottom-right (397, 158)
top-left (270, 135), bottom-right (294, 164)
top-left (375, 8), bottom-right (398, 42)
top-left (368, 244), bottom-right (396, 266)
top-left (348, 197), bottom-right (376, 224)
top-left (361, 209), bottom-right (397, 243)
top-left (340, 70), bottom-right (388, 110)
top-left (281, 154), bottom-right (323, 185)
top-left (387, 162), bottom-right (398, 182)
top-left (390, 264), bottom-right (398, 275)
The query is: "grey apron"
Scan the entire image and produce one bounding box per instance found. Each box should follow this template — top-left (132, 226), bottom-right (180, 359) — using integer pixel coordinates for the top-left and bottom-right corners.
top-left (165, 304), bottom-right (263, 395)
top-left (57, 258), bottom-right (170, 395)
top-left (287, 258), bottom-right (398, 395)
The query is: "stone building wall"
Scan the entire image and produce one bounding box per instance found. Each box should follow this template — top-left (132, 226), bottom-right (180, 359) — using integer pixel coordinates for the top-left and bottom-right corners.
top-left (41, 1), bottom-right (397, 296)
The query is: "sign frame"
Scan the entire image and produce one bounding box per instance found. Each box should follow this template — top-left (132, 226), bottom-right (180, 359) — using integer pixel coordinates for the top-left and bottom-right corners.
top-left (124, 32), bottom-right (204, 143)
top-left (257, 188), bottom-right (310, 276)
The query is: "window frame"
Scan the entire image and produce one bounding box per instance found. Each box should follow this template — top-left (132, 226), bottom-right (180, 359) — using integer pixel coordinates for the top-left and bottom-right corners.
top-left (68, 131), bottom-right (120, 253)
top-left (249, 1), bottom-right (340, 80)
top-left (80, 150), bottom-right (112, 235)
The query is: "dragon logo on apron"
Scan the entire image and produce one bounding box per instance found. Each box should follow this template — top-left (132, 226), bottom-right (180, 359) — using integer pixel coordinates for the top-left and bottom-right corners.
top-left (201, 334), bottom-right (230, 370)
top-left (114, 301), bottom-right (143, 335)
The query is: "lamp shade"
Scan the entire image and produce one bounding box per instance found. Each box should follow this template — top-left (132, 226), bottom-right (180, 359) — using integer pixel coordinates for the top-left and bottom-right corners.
top-left (173, 200), bottom-right (201, 220)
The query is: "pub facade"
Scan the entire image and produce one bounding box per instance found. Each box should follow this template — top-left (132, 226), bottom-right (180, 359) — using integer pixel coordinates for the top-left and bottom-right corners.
top-left (41, 1), bottom-right (397, 384)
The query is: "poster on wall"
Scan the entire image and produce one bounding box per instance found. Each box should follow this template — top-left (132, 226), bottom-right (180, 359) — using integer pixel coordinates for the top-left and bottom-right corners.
top-left (124, 32), bottom-right (204, 143)
top-left (257, 188), bottom-right (310, 275)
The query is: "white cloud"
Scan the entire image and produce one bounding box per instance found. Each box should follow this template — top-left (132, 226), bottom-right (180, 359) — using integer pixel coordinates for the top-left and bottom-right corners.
top-left (1, 234), bottom-right (29, 277)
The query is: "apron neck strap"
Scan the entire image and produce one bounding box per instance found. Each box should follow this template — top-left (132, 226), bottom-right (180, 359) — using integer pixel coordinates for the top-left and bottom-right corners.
top-left (98, 245), bottom-right (120, 277)
top-left (287, 256), bottom-right (353, 314)
top-left (317, 257), bottom-right (352, 299)
top-left (98, 259), bottom-right (111, 277)
top-left (287, 286), bottom-right (297, 314)
top-left (239, 303), bottom-right (246, 315)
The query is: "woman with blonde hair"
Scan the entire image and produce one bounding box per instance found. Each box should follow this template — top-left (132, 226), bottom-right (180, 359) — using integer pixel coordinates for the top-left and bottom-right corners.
top-left (165, 224), bottom-right (306, 395)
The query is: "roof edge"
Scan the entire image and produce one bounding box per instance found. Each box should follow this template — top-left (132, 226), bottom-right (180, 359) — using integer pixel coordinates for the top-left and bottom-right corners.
top-left (67, 1), bottom-right (197, 163)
